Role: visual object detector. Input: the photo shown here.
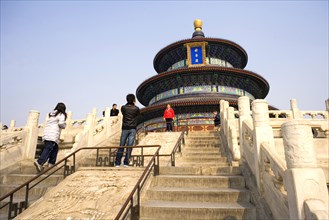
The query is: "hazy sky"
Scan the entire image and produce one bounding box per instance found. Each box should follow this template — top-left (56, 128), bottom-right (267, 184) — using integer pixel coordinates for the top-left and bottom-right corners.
top-left (1, 1), bottom-right (328, 126)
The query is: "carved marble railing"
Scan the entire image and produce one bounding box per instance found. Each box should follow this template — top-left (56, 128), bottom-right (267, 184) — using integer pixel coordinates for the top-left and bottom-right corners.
top-left (0, 107), bottom-right (122, 171)
top-left (67, 107), bottom-right (122, 162)
top-left (0, 130), bottom-right (26, 148)
top-left (220, 97), bottom-right (329, 219)
top-left (220, 100), bottom-right (240, 164)
top-left (1, 111), bottom-right (40, 170)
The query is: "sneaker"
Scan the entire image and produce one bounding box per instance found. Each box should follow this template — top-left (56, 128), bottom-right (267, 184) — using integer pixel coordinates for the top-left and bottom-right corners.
top-left (123, 165), bottom-right (129, 168)
top-left (34, 161), bottom-right (43, 172)
top-left (115, 165), bottom-right (120, 167)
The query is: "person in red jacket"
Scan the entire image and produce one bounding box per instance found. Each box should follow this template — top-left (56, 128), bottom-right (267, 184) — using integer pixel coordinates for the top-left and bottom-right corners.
top-left (163, 104), bottom-right (175, 132)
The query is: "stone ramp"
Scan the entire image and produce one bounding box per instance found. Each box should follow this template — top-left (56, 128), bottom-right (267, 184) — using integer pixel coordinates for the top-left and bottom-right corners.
top-left (13, 167), bottom-right (144, 220)
top-left (140, 131), bottom-right (256, 220)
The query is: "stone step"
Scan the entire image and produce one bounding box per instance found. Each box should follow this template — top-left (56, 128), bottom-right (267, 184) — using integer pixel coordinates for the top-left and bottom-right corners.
top-left (185, 143), bottom-right (222, 148)
top-left (182, 150), bottom-right (226, 156)
top-left (188, 131), bottom-right (220, 137)
top-left (0, 195), bottom-right (39, 218)
top-left (186, 136), bottom-right (221, 143)
top-left (180, 155), bottom-right (227, 163)
top-left (9, 165), bottom-right (40, 175)
top-left (186, 140), bottom-right (221, 145)
top-left (159, 166), bottom-right (241, 176)
top-left (151, 175), bottom-right (245, 189)
top-left (183, 147), bottom-right (222, 153)
top-left (176, 161), bottom-right (230, 167)
top-left (0, 183), bottom-right (54, 197)
top-left (183, 146), bottom-right (222, 151)
top-left (145, 186), bottom-right (250, 203)
top-left (183, 152), bottom-right (227, 158)
top-left (140, 200), bottom-right (255, 220)
top-left (0, 173), bottom-right (63, 185)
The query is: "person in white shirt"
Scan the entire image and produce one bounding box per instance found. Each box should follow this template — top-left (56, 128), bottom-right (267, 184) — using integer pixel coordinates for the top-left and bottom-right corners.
top-left (34, 103), bottom-right (67, 172)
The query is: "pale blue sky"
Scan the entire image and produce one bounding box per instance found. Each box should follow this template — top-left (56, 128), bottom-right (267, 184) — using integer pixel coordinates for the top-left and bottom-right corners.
top-left (1, 1), bottom-right (328, 126)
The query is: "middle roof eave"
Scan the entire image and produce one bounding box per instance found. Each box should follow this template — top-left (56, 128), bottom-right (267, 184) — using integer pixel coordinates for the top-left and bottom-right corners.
top-left (136, 66), bottom-right (269, 106)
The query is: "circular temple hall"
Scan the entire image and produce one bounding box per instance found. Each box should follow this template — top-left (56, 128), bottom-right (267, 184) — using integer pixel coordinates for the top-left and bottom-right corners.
top-left (136, 19), bottom-right (272, 132)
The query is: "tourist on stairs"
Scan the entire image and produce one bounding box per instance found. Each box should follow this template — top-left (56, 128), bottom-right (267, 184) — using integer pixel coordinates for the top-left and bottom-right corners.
top-left (34, 102), bottom-right (67, 172)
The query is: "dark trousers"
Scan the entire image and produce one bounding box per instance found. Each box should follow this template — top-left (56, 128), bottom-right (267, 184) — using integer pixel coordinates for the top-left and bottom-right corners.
top-left (165, 118), bottom-right (174, 131)
top-left (37, 140), bottom-right (58, 165)
top-left (115, 129), bottom-right (136, 166)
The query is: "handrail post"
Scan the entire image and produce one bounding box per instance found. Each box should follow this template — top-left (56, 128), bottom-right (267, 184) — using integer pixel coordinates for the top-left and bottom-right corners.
top-left (8, 194), bottom-right (13, 219)
top-left (64, 158), bottom-right (68, 178)
top-left (141, 147), bottom-right (144, 167)
top-left (73, 153), bottom-right (76, 173)
top-left (154, 151), bottom-right (160, 176)
top-left (25, 183), bottom-right (29, 209)
top-left (252, 99), bottom-right (275, 191)
top-left (136, 184), bottom-right (141, 219)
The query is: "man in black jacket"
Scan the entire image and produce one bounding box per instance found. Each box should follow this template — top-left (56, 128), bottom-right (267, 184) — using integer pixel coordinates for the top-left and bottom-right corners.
top-left (115, 94), bottom-right (140, 167)
top-left (110, 104), bottom-right (119, 116)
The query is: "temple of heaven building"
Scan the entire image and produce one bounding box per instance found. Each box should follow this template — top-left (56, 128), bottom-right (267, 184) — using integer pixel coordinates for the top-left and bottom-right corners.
top-left (136, 19), bottom-right (270, 132)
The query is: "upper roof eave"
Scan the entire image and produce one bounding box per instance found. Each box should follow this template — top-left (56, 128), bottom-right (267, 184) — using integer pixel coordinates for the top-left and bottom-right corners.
top-left (153, 37), bottom-right (248, 72)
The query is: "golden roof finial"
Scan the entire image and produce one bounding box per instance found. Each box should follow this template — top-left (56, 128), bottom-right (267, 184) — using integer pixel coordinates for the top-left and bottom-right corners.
top-left (194, 19), bottom-right (203, 31)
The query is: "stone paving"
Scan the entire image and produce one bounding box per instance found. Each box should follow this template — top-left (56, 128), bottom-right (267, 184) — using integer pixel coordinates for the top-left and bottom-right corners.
top-left (14, 132), bottom-right (182, 220)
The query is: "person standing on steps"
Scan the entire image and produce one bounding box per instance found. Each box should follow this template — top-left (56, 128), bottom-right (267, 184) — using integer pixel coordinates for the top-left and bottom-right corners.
top-left (213, 110), bottom-right (220, 131)
top-left (34, 102), bottom-right (67, 172)
top-left (115, 94), bottom-right (140, 167)
top-left (110, 103), bottom-right (119, 116)
top-left (163, 104), bottom-right (175, 132)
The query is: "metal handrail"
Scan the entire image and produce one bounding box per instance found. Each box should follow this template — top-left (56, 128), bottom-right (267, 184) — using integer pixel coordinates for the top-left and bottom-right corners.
top-left (114, 146), bottom-right (161, 220)
top-left (0, 145), bottom-right (161, 220)
top-left (137, 125), bottom-right (188, 167)
top-left (159, 126), bottom-right (188, 166)
top-left (114, 127), bottom-right (188, 219)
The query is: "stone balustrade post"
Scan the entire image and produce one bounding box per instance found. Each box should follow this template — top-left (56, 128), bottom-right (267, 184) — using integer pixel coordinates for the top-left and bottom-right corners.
top-left (60, 111), bottom-right (74, 142)
top-left (238, 96), bottom-right (252, 157)
top-left (104, 107), bottom-right (111, 118)
top-left (44, 114), bottom-right (49, 126)
top-left (118, 105), bottom-right (123, 128)
top-left (84, 113), bottom-right (94, 146)
top-left (282, 120), bottom-right (328, 219)
top-left (66, 111), bottom-right (73, 131)
top-left (92, 108), bottom-right (97, 126)
top-left (220, 100), bottom-right (225, 131)
top-left (7, 120), bottom-right (16, 131)
top-left (290, 99), bottom-right (302, 119)
top-left (103, 107), bottom-right (112, 137)
top-left (24, 110), bottom-right (40, 159)
top-left (326, 99), bottom-right (329, 112)
top-left (220, 100), bottom-right (229, 136)
top-left (251, 99), bottom-right (275, 190)
top-left (227, 107), bottom-right (240, 160)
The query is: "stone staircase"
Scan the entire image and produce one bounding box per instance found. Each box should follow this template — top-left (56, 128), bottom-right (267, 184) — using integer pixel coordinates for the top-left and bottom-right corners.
top-left (0, 136), bottom-right (121, 219)
top-left (140, 131), bottom-right (256, 220)
top-left (0, 160), bottom-right (64, 220)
